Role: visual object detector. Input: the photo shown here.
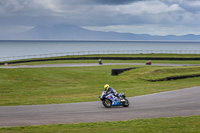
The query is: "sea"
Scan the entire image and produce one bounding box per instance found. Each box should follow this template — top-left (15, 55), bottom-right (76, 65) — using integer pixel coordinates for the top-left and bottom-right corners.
top-left (0, 40), bottom-right (200, 60)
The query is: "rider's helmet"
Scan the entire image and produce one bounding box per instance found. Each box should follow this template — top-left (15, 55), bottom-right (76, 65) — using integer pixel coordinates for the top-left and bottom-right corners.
top-left (104, 84), bottom-right (110, 91)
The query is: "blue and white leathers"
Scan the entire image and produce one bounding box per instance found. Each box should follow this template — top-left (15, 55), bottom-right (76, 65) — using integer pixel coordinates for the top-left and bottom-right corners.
top-left (106, 87), bottom-right (117, 104)
top-left (106, 86), bottom-right (116, 94)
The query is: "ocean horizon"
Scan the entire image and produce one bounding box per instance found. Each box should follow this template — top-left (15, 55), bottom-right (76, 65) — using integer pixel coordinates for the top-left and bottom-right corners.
top-left (1, 40), bottom-right (200, 59)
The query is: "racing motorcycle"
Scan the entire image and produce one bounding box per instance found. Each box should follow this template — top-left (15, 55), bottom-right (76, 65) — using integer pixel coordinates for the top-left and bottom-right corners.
top-left (99, 91), bottom-right (129, 108)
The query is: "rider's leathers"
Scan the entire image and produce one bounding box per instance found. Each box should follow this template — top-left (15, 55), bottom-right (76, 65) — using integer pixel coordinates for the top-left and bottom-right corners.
top-left (106, 87), bottom-right (118, 104)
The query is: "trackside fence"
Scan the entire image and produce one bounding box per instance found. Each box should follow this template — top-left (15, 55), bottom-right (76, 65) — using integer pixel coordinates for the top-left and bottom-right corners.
top-left (1, 50), bottom-right (200, 62)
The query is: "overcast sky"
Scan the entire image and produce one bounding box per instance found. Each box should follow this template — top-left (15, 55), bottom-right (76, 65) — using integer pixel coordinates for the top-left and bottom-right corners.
top-left (1, 0), bottom-right (200, 36)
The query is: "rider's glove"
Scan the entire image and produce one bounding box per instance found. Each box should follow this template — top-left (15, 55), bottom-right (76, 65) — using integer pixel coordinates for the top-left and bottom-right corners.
top-left (106, 91), bottom-right (110, 95)
top-left (114, 92), bottom-right (118, 96)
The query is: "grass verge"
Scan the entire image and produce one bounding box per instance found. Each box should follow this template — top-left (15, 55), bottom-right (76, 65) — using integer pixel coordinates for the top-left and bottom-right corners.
top-left (0, 115), bottom-right (199, 133)
top-left (1, 65), bottom-right (200, 106)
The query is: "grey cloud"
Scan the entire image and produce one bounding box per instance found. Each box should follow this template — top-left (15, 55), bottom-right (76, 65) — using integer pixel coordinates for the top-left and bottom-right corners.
top-left (92, 0), bottom-right (144, 5)
top-left (161, 0), bottom-right (200, 13)
top-left (0, 0), bottom-right (200, 36)
top-left (59, 0), bottom-right (144, 5)
top-left (0, 0), bottom-right (29, 14)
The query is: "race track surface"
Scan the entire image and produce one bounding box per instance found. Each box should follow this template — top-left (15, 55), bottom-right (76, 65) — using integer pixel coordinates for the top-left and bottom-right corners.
top-left (0, 86), bottom-right (200, 127)
top-left (0, 63), bottom-right (199, 68)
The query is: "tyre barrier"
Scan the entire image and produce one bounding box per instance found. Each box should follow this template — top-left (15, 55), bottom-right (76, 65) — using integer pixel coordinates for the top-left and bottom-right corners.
top-left (112, 67), bottom-right (139, 76)
top-left (148, 74), bottom-right (200, 82)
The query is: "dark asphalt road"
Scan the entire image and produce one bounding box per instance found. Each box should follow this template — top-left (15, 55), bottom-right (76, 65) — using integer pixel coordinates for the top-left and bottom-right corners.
top-left (0, 86), bottom-right (200, 127)
top-left (0, 63), bottom-right (199, 68)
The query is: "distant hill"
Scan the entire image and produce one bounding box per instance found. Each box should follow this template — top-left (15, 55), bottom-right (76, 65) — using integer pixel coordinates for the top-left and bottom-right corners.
top-left (1, 24), bottom-right (200, 40)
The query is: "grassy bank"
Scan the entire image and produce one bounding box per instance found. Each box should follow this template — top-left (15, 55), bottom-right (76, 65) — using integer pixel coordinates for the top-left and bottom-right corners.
top-left (0, 115), bottom-right (199, 133)
top-left (1, 65), bottom-right (200, 106)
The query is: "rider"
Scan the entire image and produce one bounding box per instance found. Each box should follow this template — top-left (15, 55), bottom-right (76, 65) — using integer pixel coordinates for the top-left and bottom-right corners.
top-left (104, 84), bottom-right (118, 104)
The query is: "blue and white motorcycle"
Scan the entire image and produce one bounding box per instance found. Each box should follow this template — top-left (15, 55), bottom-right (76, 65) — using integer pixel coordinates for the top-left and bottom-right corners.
top-left (99, 91), bottom-right (129, 108)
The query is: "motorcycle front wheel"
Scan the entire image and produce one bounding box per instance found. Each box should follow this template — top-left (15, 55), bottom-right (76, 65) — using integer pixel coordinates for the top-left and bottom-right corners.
top-left (102, 99), bottom-right (112, 108)
top-left (122, 98), bottom-right (129, 107)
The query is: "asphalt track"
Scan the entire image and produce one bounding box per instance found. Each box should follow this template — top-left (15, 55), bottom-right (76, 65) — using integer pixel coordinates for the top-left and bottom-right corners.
top-left (0, 63), bottom-right (199, 68)
top-left (0, 86), bottom-right (200, 127)
top-left (0, 63), bottom-right (200, 127)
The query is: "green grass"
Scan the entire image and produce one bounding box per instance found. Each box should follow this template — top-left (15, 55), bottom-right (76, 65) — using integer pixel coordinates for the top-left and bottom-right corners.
top-left (1, 65), bottom-right (200, 106)
top-left (0, 115), bottom-right (199, 133)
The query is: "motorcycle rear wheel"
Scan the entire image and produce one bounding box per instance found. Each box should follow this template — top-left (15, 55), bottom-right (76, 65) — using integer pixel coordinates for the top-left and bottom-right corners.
top-left (102, 99), bottom-right (112, 108)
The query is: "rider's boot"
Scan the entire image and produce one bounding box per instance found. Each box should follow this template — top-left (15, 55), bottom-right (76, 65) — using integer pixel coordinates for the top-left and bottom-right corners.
top-left (112, 97), bottom-right (118, 105)
top-left (112, 97), bottom-right (115, 105)
top-left (112, 101), bottom-right (115, 105)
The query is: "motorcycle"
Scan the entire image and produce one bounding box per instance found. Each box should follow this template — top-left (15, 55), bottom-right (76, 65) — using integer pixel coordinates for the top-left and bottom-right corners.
top-left (99, 91), bottom-right (129, 108)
